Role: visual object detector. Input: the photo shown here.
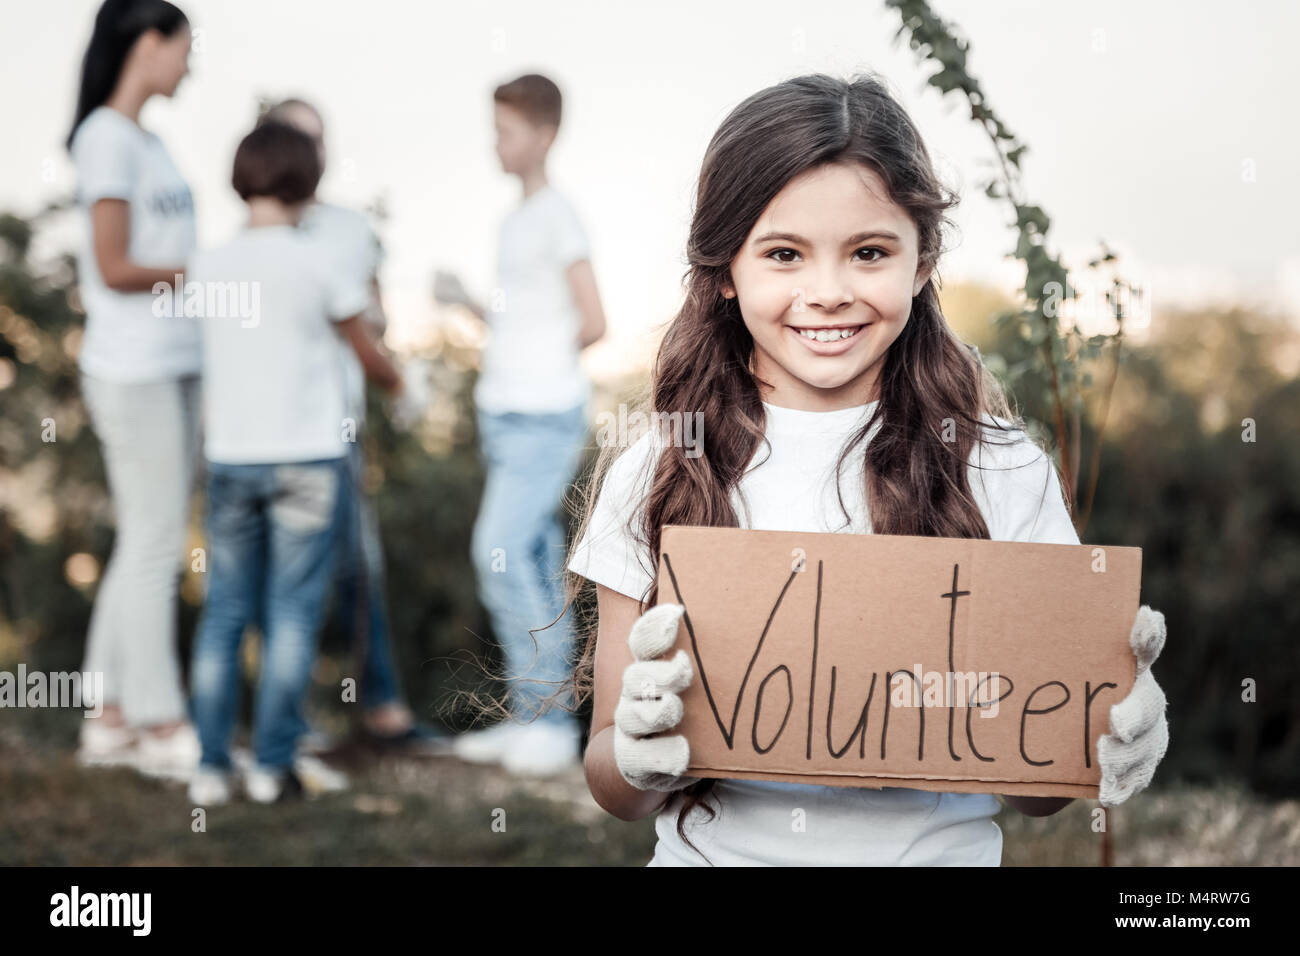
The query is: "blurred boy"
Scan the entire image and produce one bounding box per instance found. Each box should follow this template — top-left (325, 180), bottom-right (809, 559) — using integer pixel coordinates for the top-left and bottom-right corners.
top-left (186, 121), bottom-right (402, 805)
top-left (435, 73), bottom-right (606, 776)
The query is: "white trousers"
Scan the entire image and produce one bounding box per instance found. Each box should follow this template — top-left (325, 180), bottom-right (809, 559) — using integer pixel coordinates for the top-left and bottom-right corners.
top-left (80, 371), bottom-right (201, 726)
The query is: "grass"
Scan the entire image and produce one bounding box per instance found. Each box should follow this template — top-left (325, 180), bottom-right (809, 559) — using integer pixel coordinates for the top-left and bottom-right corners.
top-left (0, 708), bottom-right (654, 866)
top-left (2, 708), bottom-right (1295, 866)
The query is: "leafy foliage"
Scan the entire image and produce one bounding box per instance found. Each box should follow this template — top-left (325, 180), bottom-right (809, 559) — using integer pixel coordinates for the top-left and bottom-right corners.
top-left (887, 0), bottom-right (1146, 535)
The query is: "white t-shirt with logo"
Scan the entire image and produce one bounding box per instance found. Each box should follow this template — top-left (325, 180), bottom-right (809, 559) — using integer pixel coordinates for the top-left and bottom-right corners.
top-left (186, 225), bottom-right (369, 465)
top-left (297, 201), bottom-right (384, 425)
top-left (566, 399), bottom-right (1081, 866)
top-left (70, 106), bottom-right (201, 383)
top-left (475, 184), bottom-right (591, 414)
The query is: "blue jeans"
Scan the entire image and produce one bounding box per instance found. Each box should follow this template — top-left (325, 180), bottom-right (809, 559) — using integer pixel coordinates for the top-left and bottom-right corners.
top-left (334, 440), bottom-right (401, 709)
top-left (287, 440), bottom-right (401, 744)
top-left (471, 403), bottom-right (587, 727)
top-left (191, 457), bottom-right (347, 770)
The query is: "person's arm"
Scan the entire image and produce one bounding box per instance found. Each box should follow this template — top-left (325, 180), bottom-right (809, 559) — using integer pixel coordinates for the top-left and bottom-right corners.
top-left (364, 276), bottom-right (388, 336)
top-left (91, 199), bottom-right (185, 292)
top-left (1000, 795), bottom-right (1074, 817)
top-left (337, 314), bottom-right (402, 394)
top-left (567, 258), bottom-right (606, 349)
top-left (584, 584), bottom-right (677, 821)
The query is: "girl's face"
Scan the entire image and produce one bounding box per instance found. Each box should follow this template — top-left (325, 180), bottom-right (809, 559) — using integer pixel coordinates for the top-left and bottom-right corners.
top-left (724, 161), bottom-right (931, 411)
top-left (143, 25), bottom-right (192, 98)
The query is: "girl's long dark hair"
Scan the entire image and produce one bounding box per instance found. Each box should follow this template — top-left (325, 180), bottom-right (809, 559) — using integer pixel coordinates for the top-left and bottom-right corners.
top-left (67, 0), bottom-right (188, 150)
top-left (549, 72), bottom-right (1043, 863)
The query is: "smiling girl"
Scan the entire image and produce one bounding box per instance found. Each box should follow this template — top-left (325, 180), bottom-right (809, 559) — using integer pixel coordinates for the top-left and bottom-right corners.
top-left (563, 73), bottom-right (1169, 865)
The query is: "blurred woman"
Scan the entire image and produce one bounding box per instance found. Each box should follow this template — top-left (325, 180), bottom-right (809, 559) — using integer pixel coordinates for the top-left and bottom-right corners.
top-left (68, 0), bottom-right (201, 780)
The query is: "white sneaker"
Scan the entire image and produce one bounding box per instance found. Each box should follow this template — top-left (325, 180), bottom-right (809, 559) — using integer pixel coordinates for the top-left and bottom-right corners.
top-left (293, 753), bottom-right (349, 795)
top-left (451, 720), bottom-right (529, 766)
top-left (133, 723), bottom-right (201, 782)
top-left (500, 721), bottom-right (581, 777)
top-left (243, 763), bottom-right (302, 804)
top-left (231, 746), bottom-right (256, 776)
top-left (188, 766), bottom-right (234, 806)
top-left (76, 720), bottom-right (138, 769)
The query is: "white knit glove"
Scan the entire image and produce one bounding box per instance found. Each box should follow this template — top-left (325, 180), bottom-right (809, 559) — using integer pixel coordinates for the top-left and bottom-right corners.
top-left (613, 603), bottom-right (701, 792)
top-left (1098, 604), bottom-right (1170, 807)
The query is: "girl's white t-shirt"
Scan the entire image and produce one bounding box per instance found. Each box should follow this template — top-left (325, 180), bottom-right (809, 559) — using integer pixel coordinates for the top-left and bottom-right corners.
top-left (566, 399), bottom-right (1081, 866)
top-left (71, 106), bottom-right (200, 383)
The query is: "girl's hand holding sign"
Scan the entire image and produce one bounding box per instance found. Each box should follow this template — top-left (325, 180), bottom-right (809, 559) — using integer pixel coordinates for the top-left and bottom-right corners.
top-left (1098, 605), bottom-right (1170, 808)
top-left (613, 604), bottom-right (700, 792)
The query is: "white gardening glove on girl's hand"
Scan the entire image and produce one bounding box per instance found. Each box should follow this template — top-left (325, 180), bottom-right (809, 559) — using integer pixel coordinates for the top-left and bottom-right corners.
top-left (613, 603), bottom-right (700, 792)
top-left (1098, 604), bottom-right (1170, 807)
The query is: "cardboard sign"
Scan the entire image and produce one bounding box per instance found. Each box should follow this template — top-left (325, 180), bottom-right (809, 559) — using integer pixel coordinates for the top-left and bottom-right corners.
top-left (654, 525), bottom-right (1143, 798)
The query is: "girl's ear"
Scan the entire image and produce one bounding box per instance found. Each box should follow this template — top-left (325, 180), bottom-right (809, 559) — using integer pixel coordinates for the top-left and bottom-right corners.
top-left (913, 263), bottom-right (934, 298)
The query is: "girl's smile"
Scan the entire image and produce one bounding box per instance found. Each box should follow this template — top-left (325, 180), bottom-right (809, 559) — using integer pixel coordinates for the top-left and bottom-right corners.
top-left (786, 321), bottom-right (871, 355)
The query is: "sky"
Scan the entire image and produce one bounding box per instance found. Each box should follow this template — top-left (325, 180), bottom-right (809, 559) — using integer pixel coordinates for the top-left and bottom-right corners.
top-left (3, 0), bottom-right (1297, 374)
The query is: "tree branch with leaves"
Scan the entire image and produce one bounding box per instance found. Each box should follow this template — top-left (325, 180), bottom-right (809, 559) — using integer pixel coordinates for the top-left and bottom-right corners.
top-left (886, 0), bottom-right (1144, 540)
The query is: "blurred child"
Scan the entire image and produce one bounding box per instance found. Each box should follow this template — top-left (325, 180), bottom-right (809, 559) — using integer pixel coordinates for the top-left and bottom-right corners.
top-left (434, 73), bottom-right (607, 775)
top-left (185, 121), bottom-right (402, 805)
top-left (256, 96), bottom-right (443, 755)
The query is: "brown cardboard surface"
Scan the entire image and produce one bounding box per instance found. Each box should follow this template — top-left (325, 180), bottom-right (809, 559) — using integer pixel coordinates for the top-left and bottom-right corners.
top-left (653, 525), bottom-right (1143, 798)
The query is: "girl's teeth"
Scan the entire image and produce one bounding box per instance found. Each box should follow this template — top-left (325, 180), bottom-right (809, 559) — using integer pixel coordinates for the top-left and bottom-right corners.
top-left (798, 326), bottom-right (860, 342)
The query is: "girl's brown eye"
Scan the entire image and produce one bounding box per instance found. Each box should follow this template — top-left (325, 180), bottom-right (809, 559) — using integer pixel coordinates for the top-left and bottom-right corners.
top-left (767, 248), bottom-right (798, 263)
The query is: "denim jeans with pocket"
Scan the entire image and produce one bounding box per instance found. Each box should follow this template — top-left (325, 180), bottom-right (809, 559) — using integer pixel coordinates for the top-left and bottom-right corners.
top-left (471, 403), bottom-right (587, 728)
top-left (285, 439), bottom-right (403, 744)
top-left (190, 457), bottom-right (347, 770)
